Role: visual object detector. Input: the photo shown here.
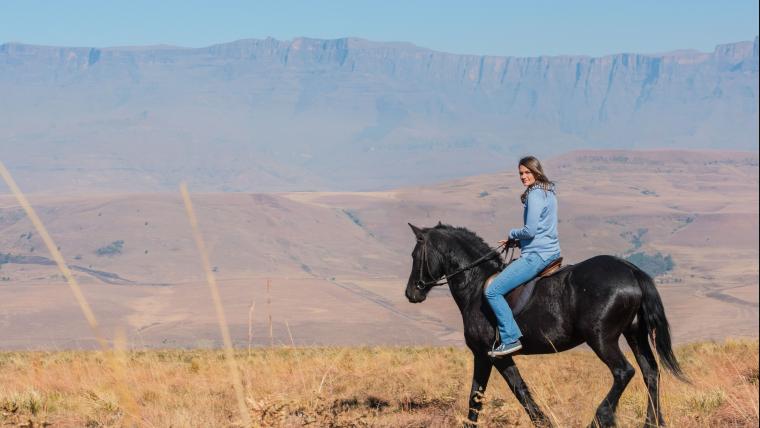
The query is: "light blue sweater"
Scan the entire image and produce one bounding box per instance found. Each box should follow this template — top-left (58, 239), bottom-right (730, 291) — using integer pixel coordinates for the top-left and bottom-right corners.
top-left (508, 187), bottom-right (561, 261)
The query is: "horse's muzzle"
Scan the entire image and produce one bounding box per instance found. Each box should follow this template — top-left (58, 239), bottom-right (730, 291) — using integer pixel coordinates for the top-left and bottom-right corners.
top-left (405, 285), bottom-right (427, 303)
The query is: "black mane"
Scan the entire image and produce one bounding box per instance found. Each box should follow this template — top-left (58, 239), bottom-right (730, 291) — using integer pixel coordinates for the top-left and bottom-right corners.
top-left (432, 223), bottom-right (501, 263)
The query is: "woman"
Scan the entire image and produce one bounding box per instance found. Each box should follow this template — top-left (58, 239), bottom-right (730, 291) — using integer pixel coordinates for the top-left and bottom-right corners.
top-left (485, 156), bottom-right (561, 357)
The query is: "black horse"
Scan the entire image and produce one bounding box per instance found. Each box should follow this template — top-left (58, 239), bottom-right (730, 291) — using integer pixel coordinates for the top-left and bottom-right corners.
top-left (405, 223), bottom-right (686, 427)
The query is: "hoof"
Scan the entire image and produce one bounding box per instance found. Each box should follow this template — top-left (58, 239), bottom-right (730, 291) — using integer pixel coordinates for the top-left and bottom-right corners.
top-left (586, 419), bottom-right (615, 428)
top-left (533, 416), bottom-right (554, 428)
top-left (586, 407), bottom-right (616, 428)
top-left (464, 411), bottom-right (480, 427)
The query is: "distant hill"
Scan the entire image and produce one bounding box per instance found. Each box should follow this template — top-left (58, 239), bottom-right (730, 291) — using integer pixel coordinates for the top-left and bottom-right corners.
top-left (0, 150), bottom-right (756, 348)
top-left (1, 37), bottom-right (758, 192)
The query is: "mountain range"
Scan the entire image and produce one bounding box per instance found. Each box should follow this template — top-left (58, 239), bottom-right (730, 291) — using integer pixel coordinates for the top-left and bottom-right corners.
top-left (1, 37), bottom-right (758, 192)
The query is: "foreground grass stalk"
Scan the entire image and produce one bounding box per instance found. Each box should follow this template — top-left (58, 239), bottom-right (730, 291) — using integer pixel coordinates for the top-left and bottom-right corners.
top-left (248, 301), bottom-right (256, 355)
top-left (111, 329), bottom-right (143, 426)
top-left (267, 279), bottom-right (273, 347)
top-left (0, 161), bottom-right (142, 425)
top-left (180, 183), bottom-right (253, 427)
top-left (0, 161), bottom-right (106, 348)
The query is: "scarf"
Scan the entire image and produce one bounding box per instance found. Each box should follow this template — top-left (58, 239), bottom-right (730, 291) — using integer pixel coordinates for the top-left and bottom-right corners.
top-left (520, 182), bottom-right (556, 204)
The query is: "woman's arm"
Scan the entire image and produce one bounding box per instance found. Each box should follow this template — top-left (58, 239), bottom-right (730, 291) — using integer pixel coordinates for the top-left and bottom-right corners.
top-left (508, 189), bottom-right (546, 240)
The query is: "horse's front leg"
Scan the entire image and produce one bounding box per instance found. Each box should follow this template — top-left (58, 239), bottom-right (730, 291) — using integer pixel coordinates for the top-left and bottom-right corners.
top-left (493, 357), bottom-right (553, 427)
top-left (465, 353), bottom-right (493, 427)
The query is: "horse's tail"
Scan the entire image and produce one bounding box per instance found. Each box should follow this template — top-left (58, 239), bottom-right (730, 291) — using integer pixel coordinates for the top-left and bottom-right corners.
top-left (627, 261), bottom-right (689, 382)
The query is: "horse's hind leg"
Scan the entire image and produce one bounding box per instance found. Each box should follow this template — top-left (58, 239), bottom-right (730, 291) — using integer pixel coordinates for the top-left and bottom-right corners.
top-left (493, 357), bottom-right (553, 427)
top-left (625, 327), bottom-right (665, 427)
top-left (585, 337), bottom-right (636, 428)
top-left (465, 354), bottom-right (493, 426)
top-left (586, 336), bottom-right (636, 427)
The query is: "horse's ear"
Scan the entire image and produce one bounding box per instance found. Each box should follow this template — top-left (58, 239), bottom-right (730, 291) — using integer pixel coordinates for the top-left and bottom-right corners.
top-left (408, 223), bottom-right (424, 240)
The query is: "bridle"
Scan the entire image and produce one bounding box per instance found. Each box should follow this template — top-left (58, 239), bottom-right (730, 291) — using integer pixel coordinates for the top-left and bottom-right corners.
top-left (414, 238), bottom-right (516, 291)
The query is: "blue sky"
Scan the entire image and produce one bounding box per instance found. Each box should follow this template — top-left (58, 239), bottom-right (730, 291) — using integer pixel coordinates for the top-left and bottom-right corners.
top-left (1, 1), bottom-right (757, 57)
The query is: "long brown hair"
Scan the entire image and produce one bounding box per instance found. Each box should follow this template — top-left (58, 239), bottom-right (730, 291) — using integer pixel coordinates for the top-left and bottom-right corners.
top-left (519, 156), bottom-right (555, 203)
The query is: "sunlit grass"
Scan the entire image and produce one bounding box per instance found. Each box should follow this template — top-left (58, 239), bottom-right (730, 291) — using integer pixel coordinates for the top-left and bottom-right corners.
top-left (0, 339), bottom-right (756, 427)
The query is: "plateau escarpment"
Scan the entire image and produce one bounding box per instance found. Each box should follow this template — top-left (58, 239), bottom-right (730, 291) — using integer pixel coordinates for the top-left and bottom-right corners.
top-left (1, 37), bottom-right (757, 192)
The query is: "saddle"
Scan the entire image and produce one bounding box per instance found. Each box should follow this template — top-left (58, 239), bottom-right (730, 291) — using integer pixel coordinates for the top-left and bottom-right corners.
top-left (485, 257), bottom-right (565, 316)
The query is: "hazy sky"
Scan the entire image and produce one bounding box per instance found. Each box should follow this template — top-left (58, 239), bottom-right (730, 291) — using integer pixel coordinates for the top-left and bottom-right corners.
top-left (1, 1), bottom-right (758, 57)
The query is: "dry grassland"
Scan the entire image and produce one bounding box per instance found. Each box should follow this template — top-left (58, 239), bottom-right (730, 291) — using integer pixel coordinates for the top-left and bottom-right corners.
top-left (1, 339), bottom-right (757, 427)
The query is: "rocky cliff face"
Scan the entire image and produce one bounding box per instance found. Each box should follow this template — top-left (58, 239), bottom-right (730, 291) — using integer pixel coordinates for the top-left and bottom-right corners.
top-left (1, 37), bottom-right (757, 192)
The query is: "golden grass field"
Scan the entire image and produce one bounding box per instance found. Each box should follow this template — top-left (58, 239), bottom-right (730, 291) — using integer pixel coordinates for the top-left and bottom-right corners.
top-left (1, 339), bottom-right (757, 427)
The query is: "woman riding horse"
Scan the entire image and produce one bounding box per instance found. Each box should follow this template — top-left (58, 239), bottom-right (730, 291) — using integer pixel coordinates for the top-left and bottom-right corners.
top-left (486, 156), bottom-right (561, 357)
top-left (405, 161), bottom-right (686, 426)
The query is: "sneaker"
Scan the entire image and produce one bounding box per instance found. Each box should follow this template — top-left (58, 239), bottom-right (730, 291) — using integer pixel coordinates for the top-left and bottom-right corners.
top-left (488, 340), bottom-right (523, 357)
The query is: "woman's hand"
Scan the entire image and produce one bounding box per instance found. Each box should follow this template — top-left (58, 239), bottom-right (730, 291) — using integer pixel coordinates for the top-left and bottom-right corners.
top-left (497, 239), bottom-right (520, 248)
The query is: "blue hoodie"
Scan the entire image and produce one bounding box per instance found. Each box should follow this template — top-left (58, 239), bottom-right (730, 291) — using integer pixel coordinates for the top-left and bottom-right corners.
top-left (508, 186), bottom-right (561, 261)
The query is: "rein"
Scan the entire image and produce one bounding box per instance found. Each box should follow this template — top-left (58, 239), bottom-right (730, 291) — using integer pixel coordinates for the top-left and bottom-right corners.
top-left (415, 239), bottom-right (516, 290)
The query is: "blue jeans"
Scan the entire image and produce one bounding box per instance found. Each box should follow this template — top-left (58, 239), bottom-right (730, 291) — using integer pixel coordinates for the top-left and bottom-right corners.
top-left (484, 252), bottom-right (560, 344)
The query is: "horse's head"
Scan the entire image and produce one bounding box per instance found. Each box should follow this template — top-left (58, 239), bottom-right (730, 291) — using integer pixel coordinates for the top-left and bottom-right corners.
top-left (405, 223), bottom-right (448, 303)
